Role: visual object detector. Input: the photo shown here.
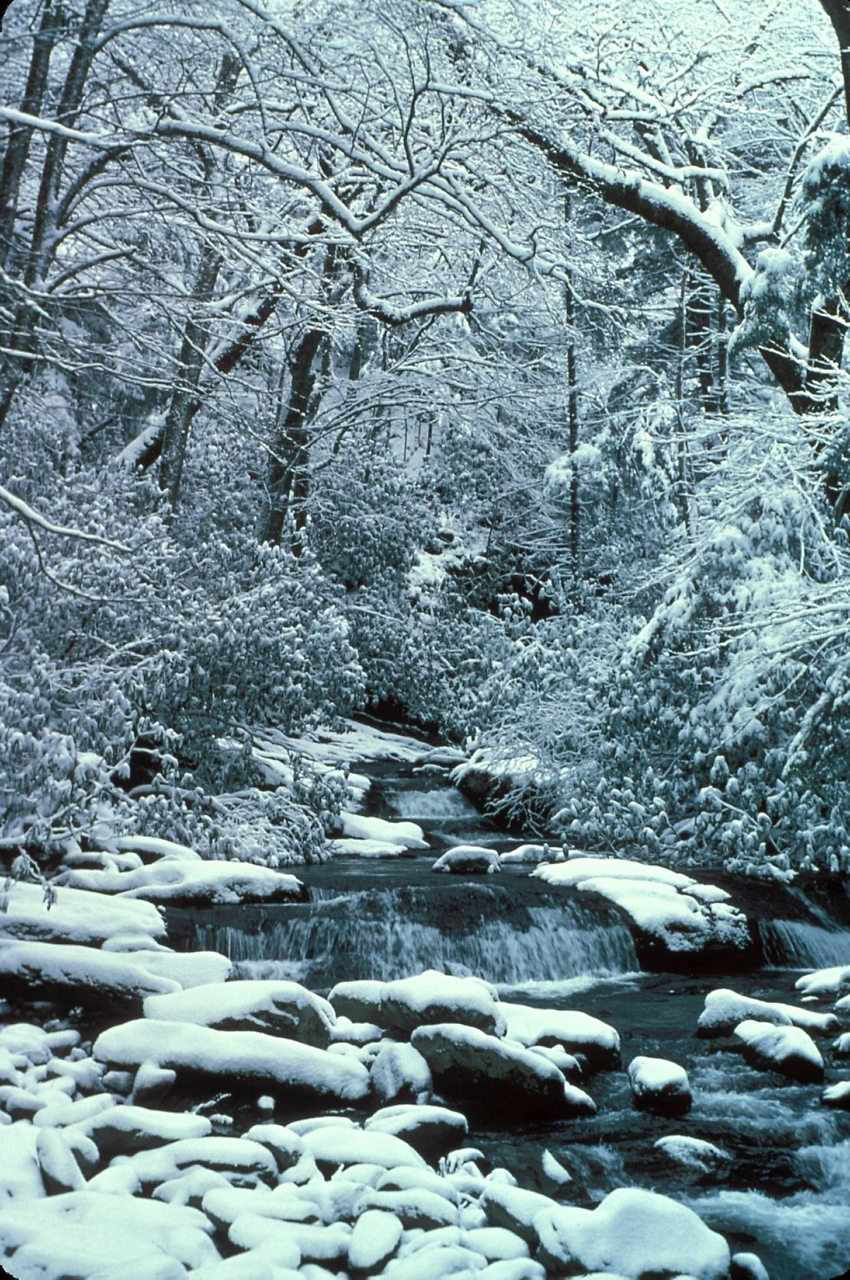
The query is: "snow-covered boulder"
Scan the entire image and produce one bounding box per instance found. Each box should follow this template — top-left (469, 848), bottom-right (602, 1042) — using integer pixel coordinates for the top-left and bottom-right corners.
top-left (628, 1055), bottom-right (692, 1117)
top-left (144, 980), bottom-right (335, 1047)
top-left (63, 860), bottom-right (307, 906)
top-left (653, 1134), bottom-right (731, 1175)
top-left (698, 987), bottom-right (839, 1037)
top-left (330, 838), bottom-right (415, 859)
top-left (355, 1185), bottom-right (459, 1230)
top-left (499, 844), bottom-right (562, 865)
top-left (93, 1019), bottom-right (371, 1104)
top-left (533, 857), bottom-right (752, 966)
top-left (834, 1032), bottom-right (850, 1056)
top-left (478, 1182), bottom-right (558, 1244)
top-left (821, 1080), bottom-right (850, 1109)
top-left (733, 1019), bottom-right (825, 1083)
top-left (349, 1207), bottom-right (403, 1271)
top-left (0, 881), bottom-right (165, 947)
top-left (365, 1104), bottom-right (468, 1160)
top-left (533, 1187), bottom-right (730, 1279)
top-left (411, 1023), bottom-right (596, 1120)
top-left (432, 846), bottom-right (500, 874)
top-left (68, 1104), bottom-right (212, 1155)
top-left (35, 1127), bottom-right (87, 1194)
top-left (499, 1003), bottom-right (620, 1070)
top-left (301, 1124), bottom-right (425, 1174)
top-left (795, 963), bottom-right (850, 999)
top-left (0, 940), bottom-right (188, 1008)
top-left (339, 812), bottom-right (428, 850)
top-left (0, 1189), bottom-right (220, 1278)
top-left (370, 1040), bottom-right (433, 1104)
top-left (330, 970), bottom-right (506, 1038)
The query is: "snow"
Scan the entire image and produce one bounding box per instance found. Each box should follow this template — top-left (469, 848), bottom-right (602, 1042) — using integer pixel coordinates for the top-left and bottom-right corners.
top-left (432, 846), bottom-right (501, 873)
top-left (0, 940), bottom-right (184, 1004)
top-left (533, 1187), bottom-right (730, 1279)
top-left (143, 980), bottom-right (335, 1046)
top-left (356, 1184), bottom-right (459, 1229)
top-left (365, 1104), bottom-right (468, 1154)
top-left (330, 970), bottom-right (506, 1037)
top-left (62, 859), bottom-right (306, 905)
top-left (499, 1002), bottom-right (620, 1068)
top-left (464, 1226), bottom-right (529, 1261)
top-left (628, 1055), bottom-right (692, 1114)
top-left (115, 1136), bottom-right (280, 1188)
top-left (0, 881), bottom-right (165, 946)
top-left (0, 1120), bottom-right (46, 1200)
top-left (329, 837), bottom-right (415, 858)
top-left (301, 1124), bottom-right (425, 1169)
top-left (499, 844), bottom-right (563, 865)
top-left (93, 1019), bottom-right (371, 1103)
top-left (478, 1182), bottom-right (558, 1242)
top-left (698, 988), bottom-right (838, 1036)
top-left (653, 1135), bottom-right (731, 1172)
top-left (339, 811), bottom-right (429, 850)
top-left (269, 718), bottom-right (431, 767)
top-left (370, 1039), bottom-right (433, 1103)
top-left (69, 1104), bottom-right (212, 1153)
top-left (228, 1215), bottom-right (350, 1263)
top-left (115, 836), bottom-right (202, 862)
top-left (796, 964), bottom-right (850, 998)
top-left (821, 1080), bottom-right (850, 1109)
top-left (733, 1019), bottom-right (825, 1081)
top-left (411, 1022), bottom-right (595, 1120)
top-left (349, 1207), bottom-right (403, 1270)
top-left (533, 858), bottom-right (749, 953)
top-left (0, 1190), bottom-right (220, 1278)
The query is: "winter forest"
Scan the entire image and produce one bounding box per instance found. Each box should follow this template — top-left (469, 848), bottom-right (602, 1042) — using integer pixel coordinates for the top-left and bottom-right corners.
top-left (5, 1), bottom-right (850, 1279)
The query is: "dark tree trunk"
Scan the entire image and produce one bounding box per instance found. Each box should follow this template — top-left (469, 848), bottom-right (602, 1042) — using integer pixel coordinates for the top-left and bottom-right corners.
top-left (564, 274), bottom-right (580, 572)
top-left (261, 328), bottom-right (325, 547)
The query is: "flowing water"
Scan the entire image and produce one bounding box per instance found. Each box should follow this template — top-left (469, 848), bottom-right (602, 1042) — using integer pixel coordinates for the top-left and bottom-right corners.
top-left (169, 750), bottom-right (850, 1280)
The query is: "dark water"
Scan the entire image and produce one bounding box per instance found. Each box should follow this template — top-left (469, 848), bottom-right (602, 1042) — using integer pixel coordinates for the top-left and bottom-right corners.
top-left (168, 755), bottom-right (850, 1280)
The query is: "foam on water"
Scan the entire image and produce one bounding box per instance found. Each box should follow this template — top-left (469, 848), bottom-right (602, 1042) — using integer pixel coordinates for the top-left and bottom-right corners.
top-left (198, 890), bottom-right (639, 988)
top-left (383, 788), bottom-right (482, 822)
top-left (689, 1188), bottom-right (850, 1280)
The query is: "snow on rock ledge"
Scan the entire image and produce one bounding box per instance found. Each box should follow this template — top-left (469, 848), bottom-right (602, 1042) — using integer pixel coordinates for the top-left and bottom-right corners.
top-left (61, 860), bottom-right (307, 907)
top-left (0, 941), bottom-right (229, 1009)
top-left (533, 1186), bottom-right (730, 1279)
top-left (499, 1003), bottom-right (620, 1070)
top-left (0, 881), bottom-right (165, 947)
top-left (533, 856), bottom-right (752, 967)
top-left (432, 846), bottom-right (500, 874)
top-left (93, 1019), bottom-right (371, 1104)
top-left (143, 980), bottom-right (336, 1047)
top-left (330, 970), bottom-right (506, 1037)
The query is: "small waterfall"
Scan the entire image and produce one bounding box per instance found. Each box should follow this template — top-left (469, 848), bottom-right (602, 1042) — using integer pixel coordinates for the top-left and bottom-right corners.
top-left (759, 919), bottom-right (850, 970)
top-left (192, 886), bottom-right (639, 989)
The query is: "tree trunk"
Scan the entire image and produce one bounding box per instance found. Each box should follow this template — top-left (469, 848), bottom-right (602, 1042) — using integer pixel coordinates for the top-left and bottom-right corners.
top-left (261, 328), bottom-right (325, 547)
top-left (564, 274), bottom-right (580, 573)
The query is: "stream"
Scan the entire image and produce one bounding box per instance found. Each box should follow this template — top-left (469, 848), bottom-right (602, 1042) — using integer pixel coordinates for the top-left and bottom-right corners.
top-left (165, 748), bottom-right (850, 1280)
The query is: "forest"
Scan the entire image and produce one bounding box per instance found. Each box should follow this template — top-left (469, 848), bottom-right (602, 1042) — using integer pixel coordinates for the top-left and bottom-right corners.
top-left (3, 0), bottom-right (850, 876)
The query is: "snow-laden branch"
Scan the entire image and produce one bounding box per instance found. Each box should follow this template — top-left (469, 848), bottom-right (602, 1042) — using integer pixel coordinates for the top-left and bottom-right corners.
top-left (351, 269), bottom-right (472, 325)
top-left (0, 107), bottom-right (117, 151)
top-left (0, 485), bottom-right (131, 552)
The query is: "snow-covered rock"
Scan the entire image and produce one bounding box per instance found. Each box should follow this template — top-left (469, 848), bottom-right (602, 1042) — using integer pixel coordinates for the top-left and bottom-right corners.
top-left (36, 1127), bottom-right (87, 1194)
top-left (733, 1019), bottom-right (825, 1082)
top-left (432, 846), bottom-right (500, 874)
top-left (370, 1040), bottom-right (433, 1104)
top-left (795, 963), bottom-right (850, 998)
top-left (478, 1182), bottom-right (558, 1243)
top-left (698, 988), bottom-right (839, 1037)
top-left (411, 1023), bottom-right (596, 1120)
top-left (533, 1187), bottom-right (730, 1279)
top-left (115, 1136), bottom-right (280, 1189)
top-left (653, 1134), bottom-right (731, 1174)
top-left (339, 812), bottom-right (429, 850)
top-left (499, 844), bottom-right (562, 865)
top-left (499, 1003), bottom-right (620, 1069)
top-left (349, 1208), bottom-right (403, 1272)
top-left (114, 835), bottom-right (202, 862)
top-left (533, 858), bottom-right (751, 963)
top-left (628, 1055), bottom-right (692, 1116)
top-left (356, 1185), bottom-right (459, 1230)
top-left (330, 970), bottom-right (506, 1038)
top-left (330, 838), bottom-right (416, 859)
top-left (821, 1080), bottom-right (850, 1109)
top-left (301, 1124), bottom-right (425, 1171)
top-left (0, 881), bottom-right (165, 947)
top-left (365, 1104), bottom-right (468, 1159)
top-left (62, 860), bottom-right (307, 906)
top-left (0, 1189), bottom-right (220, 1278)
top-left (0, 940), bottom-right (228, 1008)
top-left (93, 1019), bottom-right (371, 1104)
top-left (68, 1104), bottom-right (212, 1154)
top-left (144, 980), bottom-right (335, 1046)
top-left (834, 1032), bottom-right (850, 1056)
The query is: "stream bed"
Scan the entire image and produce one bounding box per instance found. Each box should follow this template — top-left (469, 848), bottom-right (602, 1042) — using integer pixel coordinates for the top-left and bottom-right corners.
top-left (164, 751), bottom-right (850, 1280)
